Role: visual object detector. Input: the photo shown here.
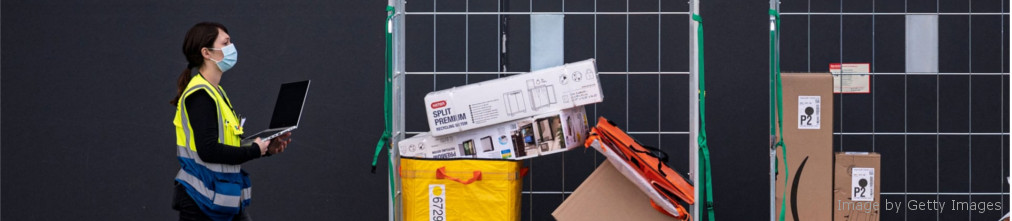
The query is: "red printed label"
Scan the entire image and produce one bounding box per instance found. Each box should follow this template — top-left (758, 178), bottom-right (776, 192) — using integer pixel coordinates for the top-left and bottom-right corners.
top-left (431, 100), bottom-right (447, 109)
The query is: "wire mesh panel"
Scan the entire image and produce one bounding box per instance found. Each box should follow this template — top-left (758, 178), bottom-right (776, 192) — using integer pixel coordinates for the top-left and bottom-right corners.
top-left (391, 0), bottom-right (697, 220)
top-left (776, 0), bottom-right (1010, 219)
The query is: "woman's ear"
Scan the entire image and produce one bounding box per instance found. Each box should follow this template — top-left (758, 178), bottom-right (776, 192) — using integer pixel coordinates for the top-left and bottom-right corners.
top-left (201, 48), bottom-right (212, 60)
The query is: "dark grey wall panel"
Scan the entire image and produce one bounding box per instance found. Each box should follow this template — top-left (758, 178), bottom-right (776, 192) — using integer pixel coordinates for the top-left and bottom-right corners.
top-left (704, 0), bottom-right (771, 218)
top-left (2, 0), bottom-right (389, 220)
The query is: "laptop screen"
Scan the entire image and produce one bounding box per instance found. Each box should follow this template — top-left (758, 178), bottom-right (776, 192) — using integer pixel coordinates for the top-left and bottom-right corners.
top-left (268, 80), bottom-right (310, 128)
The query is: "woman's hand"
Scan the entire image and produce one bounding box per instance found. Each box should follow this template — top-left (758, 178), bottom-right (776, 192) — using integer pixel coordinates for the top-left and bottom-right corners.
top-left (254, 138), bottom-right (270, 156)
top-left (267, 132), bottom-right (292, 155)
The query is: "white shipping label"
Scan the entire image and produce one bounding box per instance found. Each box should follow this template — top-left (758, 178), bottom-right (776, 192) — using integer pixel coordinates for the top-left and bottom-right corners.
top-left (429, 184), bottom-right (447, 221)
top-left (830, 63), bottom-right (871, 93)
top-left (797, 96), bottom-right (821, 129)
top-left (851, 168), bottom-right (875, 201)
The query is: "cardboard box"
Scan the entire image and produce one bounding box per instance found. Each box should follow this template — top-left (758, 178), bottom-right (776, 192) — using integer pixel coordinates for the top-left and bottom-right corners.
top-left (775, 73), bottom-right (834, 221)
top-left (833, 152), bottom-right (881, 221)
top-left (424, 59), bottom-right (602, 136)
top-left (553, 160), bottom-right (674, 221)
top-left (399, 106), bottom-right (589, 160)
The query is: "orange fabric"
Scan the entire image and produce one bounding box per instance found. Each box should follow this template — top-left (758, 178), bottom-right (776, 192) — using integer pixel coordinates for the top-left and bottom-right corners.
top-left (586, 116), bottom-right (696, 220)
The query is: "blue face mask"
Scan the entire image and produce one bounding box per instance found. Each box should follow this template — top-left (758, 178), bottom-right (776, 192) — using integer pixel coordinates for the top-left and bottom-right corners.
top-left (210, 44), bottom-right (238, 72)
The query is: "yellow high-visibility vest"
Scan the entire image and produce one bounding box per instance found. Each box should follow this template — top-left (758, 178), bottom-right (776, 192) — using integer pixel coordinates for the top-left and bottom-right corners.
top-left (173, 74), bottom-right (251, 220)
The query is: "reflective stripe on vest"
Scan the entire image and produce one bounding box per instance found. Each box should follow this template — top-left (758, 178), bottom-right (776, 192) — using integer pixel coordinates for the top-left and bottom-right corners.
top-left (176, 169), bottom-right (252, 205)
top-left (177, 145), bottom-right (240, 173)
top-left (173, 74), bottom-right (251, 218)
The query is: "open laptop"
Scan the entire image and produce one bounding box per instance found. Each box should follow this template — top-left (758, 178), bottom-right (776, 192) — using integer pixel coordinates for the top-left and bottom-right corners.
top-left (241, 80), bottom-right (310, 146)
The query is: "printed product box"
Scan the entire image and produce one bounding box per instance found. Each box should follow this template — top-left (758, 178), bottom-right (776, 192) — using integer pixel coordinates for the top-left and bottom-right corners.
top-left (424, 59), bottom-right (602, 136)
top-left (400, 106), bottom-right (589, 160)
top-left (833, 152), bottom-right (881, 221)
top-left (775, 73), bottom-right (834, 221)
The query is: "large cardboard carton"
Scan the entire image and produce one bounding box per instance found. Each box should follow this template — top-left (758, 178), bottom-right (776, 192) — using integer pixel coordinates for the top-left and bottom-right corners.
top-left (775, 73), bottom-right (834, 221)
top-left (424, 59), bottom-right (602, 136)
top-left (833, 152), bottom-right (881, 221)
top-left (552, 160), bottom-right (673, 221)
top-left (399, 107), bottom-right (589, 160)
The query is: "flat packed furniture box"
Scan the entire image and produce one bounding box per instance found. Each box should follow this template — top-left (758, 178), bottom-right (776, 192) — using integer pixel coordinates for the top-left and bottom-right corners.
top-left (775, 73), bottom-right (834, 221)
top-left (424, 59), bottom-right (602, 136)
top-left (400, 107), bottom-right (589, 160)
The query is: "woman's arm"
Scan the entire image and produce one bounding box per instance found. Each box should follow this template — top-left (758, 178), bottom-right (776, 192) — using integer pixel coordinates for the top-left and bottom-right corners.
top-left (185, 91), bottom-right (262, 165)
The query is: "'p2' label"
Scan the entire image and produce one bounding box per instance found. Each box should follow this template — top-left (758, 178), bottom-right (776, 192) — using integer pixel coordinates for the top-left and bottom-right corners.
top-left (798, 96), bottom-right (821, 129)
top-left (429, 184), bottom-right (446, 221)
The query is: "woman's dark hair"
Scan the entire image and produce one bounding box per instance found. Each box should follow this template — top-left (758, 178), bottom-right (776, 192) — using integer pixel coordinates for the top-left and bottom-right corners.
top-left (171, 22), bottom-right (229, 106)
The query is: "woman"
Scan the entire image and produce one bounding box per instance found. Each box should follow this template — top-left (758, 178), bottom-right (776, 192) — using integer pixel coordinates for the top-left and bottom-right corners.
top-left (170, 22), bottom-right (292, 221)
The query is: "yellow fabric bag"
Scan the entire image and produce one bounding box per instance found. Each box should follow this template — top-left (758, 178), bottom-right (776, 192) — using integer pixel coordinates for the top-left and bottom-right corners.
top-left (400, 157), bottom-right (526, 221)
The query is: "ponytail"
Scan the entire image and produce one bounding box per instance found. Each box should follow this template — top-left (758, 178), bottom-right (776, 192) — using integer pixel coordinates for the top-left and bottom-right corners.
top-left (170, 67), bottom-right (194, 106)
top-left (172, 22), bottom-right (228, 107)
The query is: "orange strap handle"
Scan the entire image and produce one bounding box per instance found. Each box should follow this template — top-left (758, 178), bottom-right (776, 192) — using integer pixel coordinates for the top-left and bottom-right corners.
top-left (435, 167), bottom-right (482, 184)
